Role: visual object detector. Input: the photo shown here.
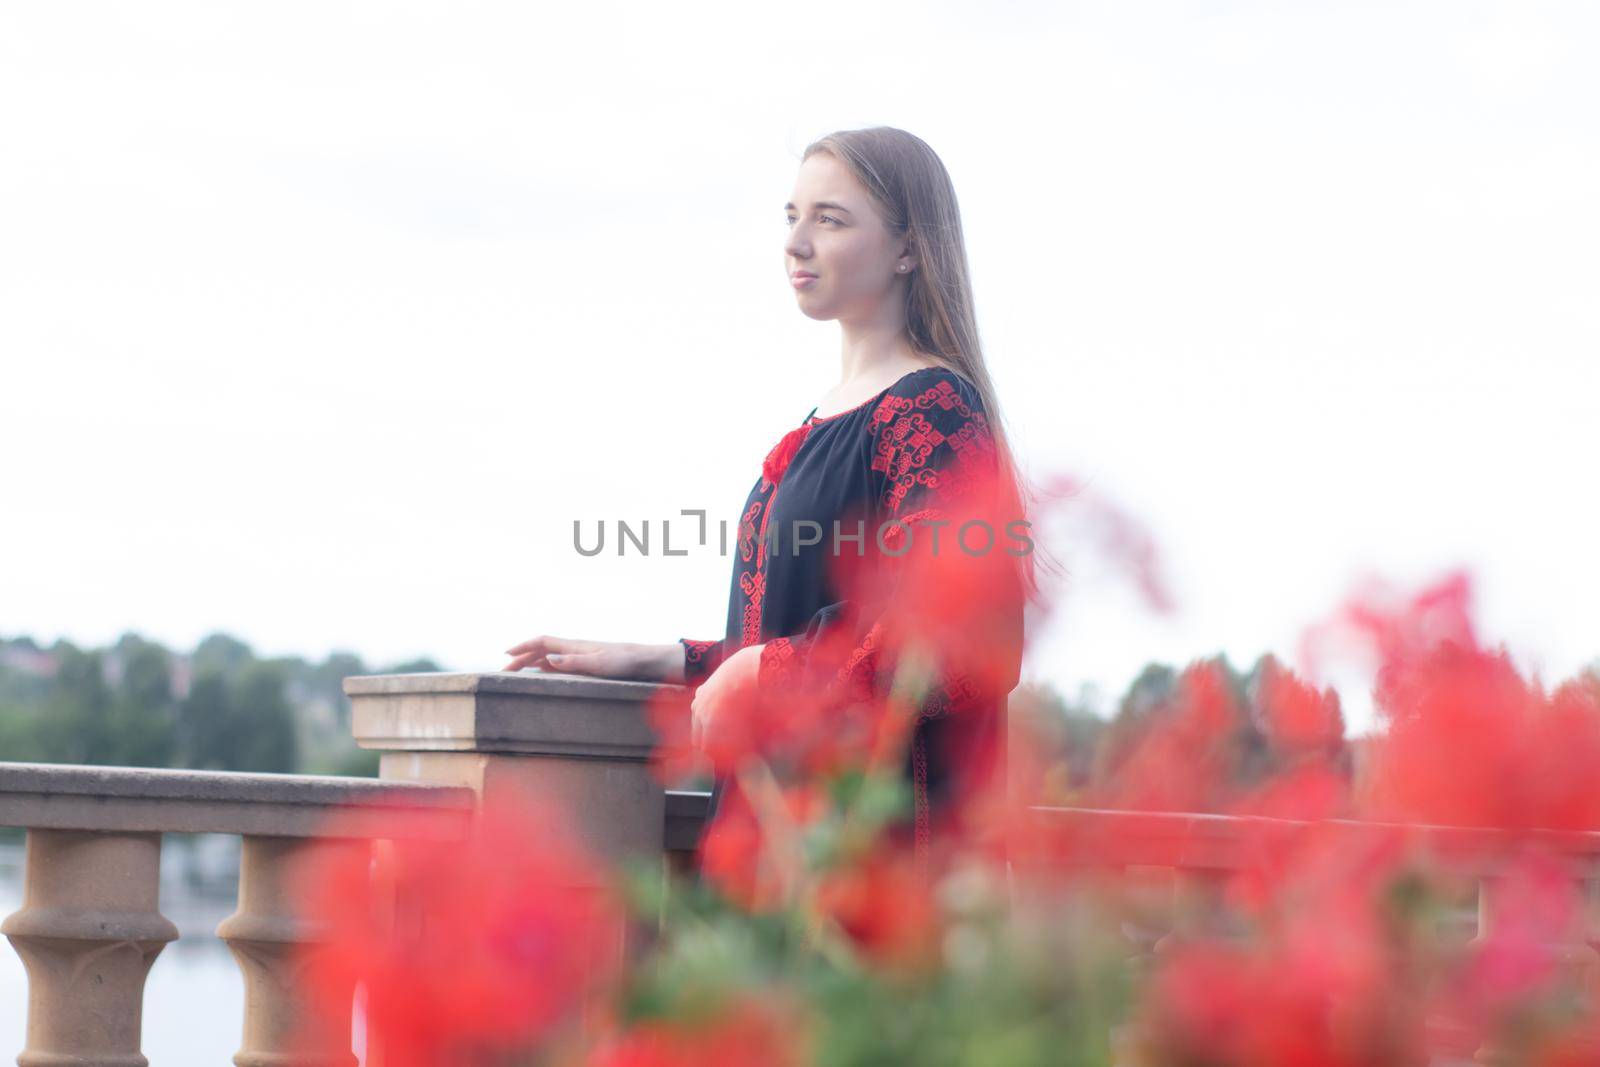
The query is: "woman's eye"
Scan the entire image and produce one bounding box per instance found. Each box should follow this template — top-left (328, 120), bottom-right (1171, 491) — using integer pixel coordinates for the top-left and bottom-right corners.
top-left (820, 215), bottom-right (840, 225)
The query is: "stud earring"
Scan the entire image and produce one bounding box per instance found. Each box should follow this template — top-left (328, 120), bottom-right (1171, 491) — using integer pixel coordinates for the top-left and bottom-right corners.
top-left (898, 264), bottom-right (907, 272)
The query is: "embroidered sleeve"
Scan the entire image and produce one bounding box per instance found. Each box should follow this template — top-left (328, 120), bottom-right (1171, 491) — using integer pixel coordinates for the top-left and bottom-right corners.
top-left (755, 371), bottom-right (1025, 718)
top-left (679, 637), bottom-right (727, 686)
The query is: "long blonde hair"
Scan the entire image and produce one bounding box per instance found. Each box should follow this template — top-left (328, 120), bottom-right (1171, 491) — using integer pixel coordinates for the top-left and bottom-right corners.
top-left (803, 126), bottom-right (1056, 604)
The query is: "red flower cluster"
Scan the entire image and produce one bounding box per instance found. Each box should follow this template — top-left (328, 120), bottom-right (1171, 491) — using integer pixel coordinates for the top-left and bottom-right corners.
top-left (1326, 573), bottom-right (1600, 832)
top-left (293, 790), bottom-right (625, 1067)
top-left (813, 845), bottom-right (942, 971)
top-left (698, 776), bottom-right (828, 912)
top-left (1093, 571), bottom-right (1600, 1065)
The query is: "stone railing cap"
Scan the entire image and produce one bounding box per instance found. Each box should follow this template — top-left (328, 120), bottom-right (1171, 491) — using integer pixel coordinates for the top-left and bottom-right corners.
top-left (343, 671), bottom-right (676, 700)
top-left (0, 762), bottom-right (474, 839)
top-left (0, 762), bottom-right (467, 807)
top-left (346, 670), bottom-right (677, 759)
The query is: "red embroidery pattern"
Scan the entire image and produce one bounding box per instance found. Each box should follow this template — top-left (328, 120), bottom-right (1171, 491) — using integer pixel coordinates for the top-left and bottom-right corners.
top-left (869, 379), bottom-right (996, 515)
top-left (758, 636), bottom-right (799, 689)
top-left (744, 484), bottom-right (781, 646)
top-left (877, 376), bottom-right (998, 860)
top-left (736, 419), bottom-right (818, 651)
top-left (920, 671), bottom-right (984, 720)
top-left (737, 498), bottom-right (764, 563)
top-left (739, 569), bottom-right (766, 648)
top-left (878, 506), bottom-right (948, 554)
top-left (683, 639), bottom-right (718, 667)
top-left (834, 622), bottom-right (882, 700)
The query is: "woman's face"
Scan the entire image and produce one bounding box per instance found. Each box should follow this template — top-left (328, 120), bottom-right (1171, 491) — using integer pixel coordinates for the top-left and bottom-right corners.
top-left (783, 152), bottom-right (914, 323)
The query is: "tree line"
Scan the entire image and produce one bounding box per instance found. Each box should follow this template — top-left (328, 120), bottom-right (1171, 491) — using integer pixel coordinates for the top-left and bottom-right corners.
top-left (0, 631), bottom-right (440, 777)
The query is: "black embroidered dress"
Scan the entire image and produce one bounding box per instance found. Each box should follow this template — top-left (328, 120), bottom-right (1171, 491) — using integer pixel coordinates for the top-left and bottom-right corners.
top-left (679, 366), bottom-right (1025, 854)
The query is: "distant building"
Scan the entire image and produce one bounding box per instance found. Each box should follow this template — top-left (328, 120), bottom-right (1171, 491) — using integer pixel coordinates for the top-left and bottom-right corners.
top-left (0, 644), bottom-right (57, 678)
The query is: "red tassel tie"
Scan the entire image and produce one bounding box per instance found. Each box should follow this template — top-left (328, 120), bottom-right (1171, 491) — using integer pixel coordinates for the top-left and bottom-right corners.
top-left (761, 423), bottom-right (813, 487)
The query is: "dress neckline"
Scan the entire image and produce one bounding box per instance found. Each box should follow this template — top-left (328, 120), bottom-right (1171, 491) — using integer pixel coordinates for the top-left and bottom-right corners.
top-left (803, 365), bottom-right (945, 425)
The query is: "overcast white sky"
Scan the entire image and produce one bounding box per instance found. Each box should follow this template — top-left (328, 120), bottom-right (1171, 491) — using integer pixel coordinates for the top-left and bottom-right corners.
top-left (2, 1), bottom-right (1595, 731)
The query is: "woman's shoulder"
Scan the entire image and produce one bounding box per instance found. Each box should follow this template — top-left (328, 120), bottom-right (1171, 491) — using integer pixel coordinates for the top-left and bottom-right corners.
top-left (875, 363), bottom-right (987, 421)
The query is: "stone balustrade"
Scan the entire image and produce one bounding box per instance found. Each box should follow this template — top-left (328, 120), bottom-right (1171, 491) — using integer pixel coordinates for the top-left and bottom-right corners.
top-left (0, 763), bottom-right (474, 1067)
top-left (4, 670), bottom-right (1595, 1066)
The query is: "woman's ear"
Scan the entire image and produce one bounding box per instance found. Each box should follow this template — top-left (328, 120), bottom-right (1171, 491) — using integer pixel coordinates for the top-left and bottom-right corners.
top-left (897, 243), bottom-right (918, 275)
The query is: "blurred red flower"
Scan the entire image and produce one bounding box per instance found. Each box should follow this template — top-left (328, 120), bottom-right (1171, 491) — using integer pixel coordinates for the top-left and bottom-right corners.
top-left (1095, 659), bottom-right (1243, 814)
top-left (699, 777), bottom-right (827, 912)
top-left (294, 790), bottom-right (625, 1067)
top-left (1309, 571), bottom-right (1600, 831)
top-left (813, 843), bottom-right (942, 971)
top-left (1254, 655), bottom-right (1345, 758)
top-left (1141, 823), bottom-right (1427, 1067)
top-left (586, 995), bottom-right (808, 1067)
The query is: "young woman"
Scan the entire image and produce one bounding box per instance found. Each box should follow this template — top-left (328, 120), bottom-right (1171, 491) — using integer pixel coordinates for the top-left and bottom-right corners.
top-left (505, 126), bottom-right (1035, 855)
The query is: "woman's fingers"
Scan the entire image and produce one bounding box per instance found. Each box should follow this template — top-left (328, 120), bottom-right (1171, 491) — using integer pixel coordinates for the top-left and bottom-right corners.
top-left (543, 650), bottom-right (607, 675)
top-left (505, 636), bottom-right (609, 657)
top-left (503, 636), bottom-right (608, 673)
top-left (504, 637), bottom-right (551, 672)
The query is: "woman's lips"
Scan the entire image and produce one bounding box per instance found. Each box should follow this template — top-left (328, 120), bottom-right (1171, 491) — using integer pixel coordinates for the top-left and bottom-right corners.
top-left (791, 274), bottom-right (817, 288)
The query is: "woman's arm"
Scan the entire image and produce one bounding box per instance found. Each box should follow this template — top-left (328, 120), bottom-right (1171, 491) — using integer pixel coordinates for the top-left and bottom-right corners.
top-left (501, 637), bottom-right (686, 683)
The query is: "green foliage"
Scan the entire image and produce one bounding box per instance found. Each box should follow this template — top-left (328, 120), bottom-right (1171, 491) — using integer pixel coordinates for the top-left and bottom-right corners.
top-left (111, 636), bottom-right (178, 767)
top-left (383, 657), bottom-right (443, 675)
top-left (177, 662), bottom-right (297, 773)
top-left (0, 631), bottom-right (433, 776)
top-left (192, 632), bottom-right (254, 676)
top-left (39, 644), bottom-right (113, 764)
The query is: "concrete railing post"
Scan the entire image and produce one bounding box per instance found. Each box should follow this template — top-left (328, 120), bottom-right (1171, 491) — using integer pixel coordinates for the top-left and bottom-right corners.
top-left (346, 672), bottom-right (671, 969)
top-left (346, 672), bottom-right (668, 865)
top-left (1, 829), bottom-right (178, 1067)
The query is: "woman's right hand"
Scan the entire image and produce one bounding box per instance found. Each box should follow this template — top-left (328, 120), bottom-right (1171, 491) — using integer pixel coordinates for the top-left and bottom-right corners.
top-left (502, 637), bottom-right (684, 684)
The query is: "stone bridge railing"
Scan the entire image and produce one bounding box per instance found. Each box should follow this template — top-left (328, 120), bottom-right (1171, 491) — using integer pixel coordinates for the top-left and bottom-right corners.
top-left (2, 672), bottom-right (1593, 1066)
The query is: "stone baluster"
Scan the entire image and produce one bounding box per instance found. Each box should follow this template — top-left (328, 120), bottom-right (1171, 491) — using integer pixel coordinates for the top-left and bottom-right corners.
top-left (218, 834), bottom-right (369, 1067)
top-left (1470, 869), bottom-right (1600, 1066)
top-left (1, 828), bottom-right (177, 1067)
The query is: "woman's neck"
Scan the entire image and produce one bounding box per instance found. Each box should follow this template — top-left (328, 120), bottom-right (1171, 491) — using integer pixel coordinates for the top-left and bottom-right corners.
top-left (836, 323), bottom-right (926, 385)
top-left (812, 342), bottom-right (940, 419)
